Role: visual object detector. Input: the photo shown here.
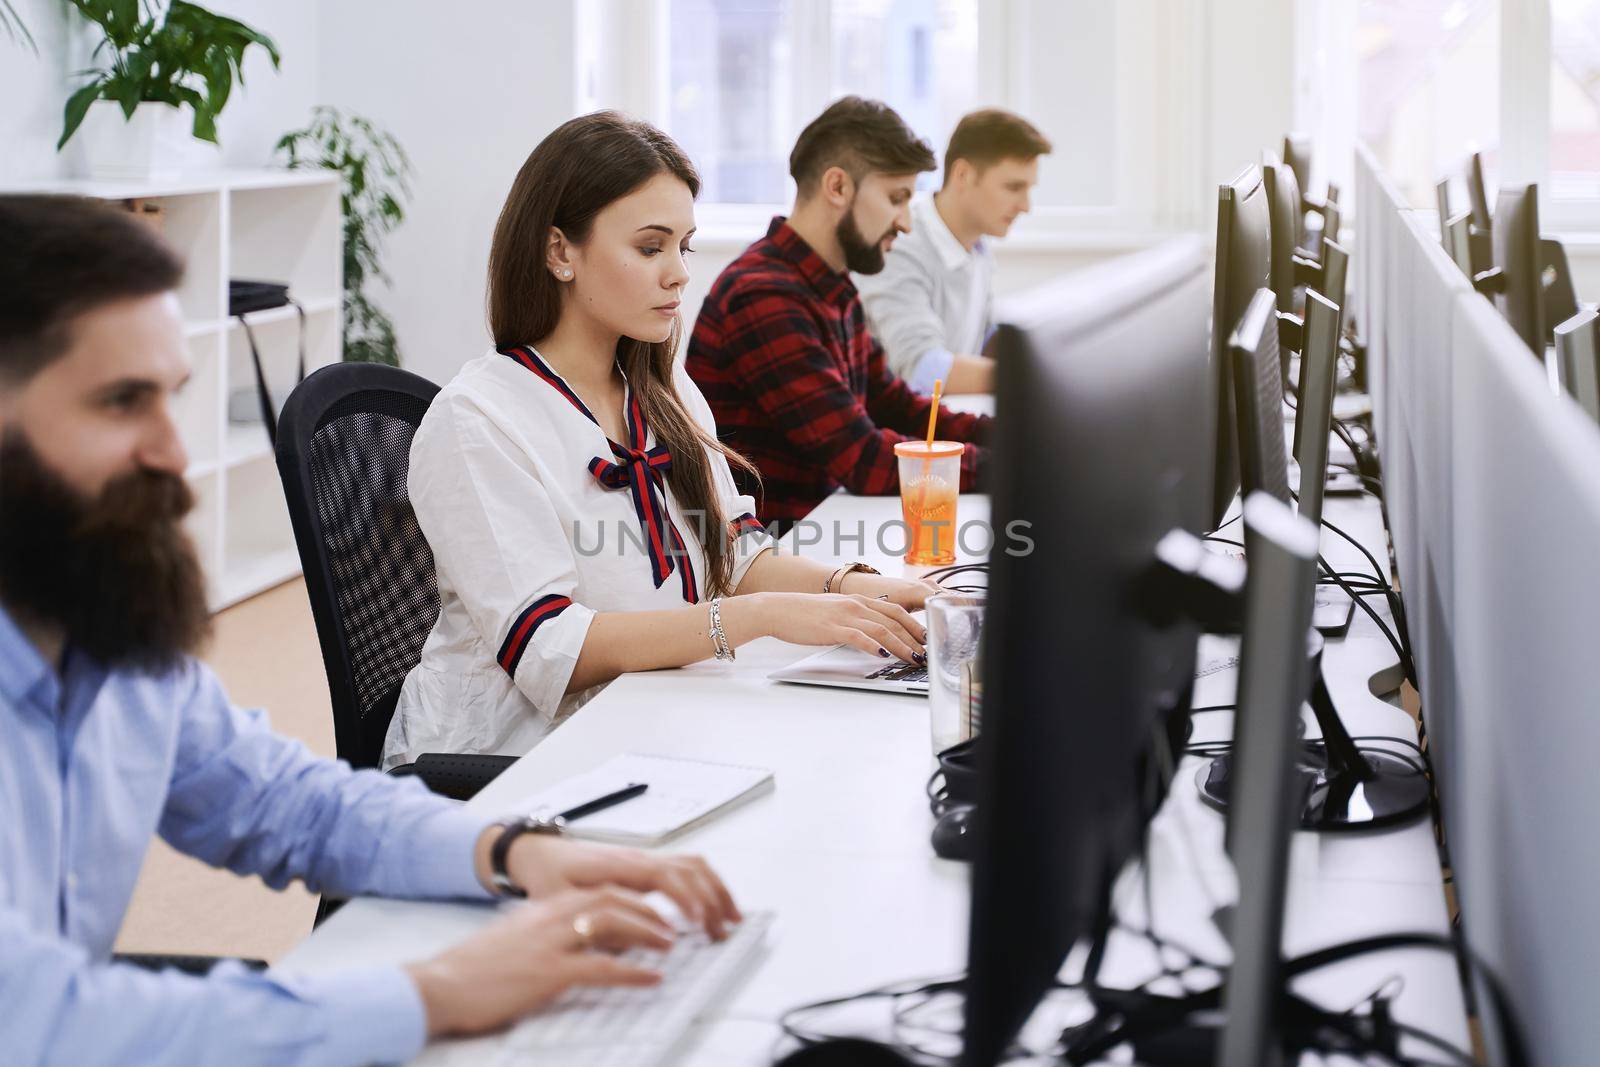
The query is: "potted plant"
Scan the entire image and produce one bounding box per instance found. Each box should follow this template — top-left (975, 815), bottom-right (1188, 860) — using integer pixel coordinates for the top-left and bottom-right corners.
top-left (58, 0), bottom-right (280, 180)
top-left (277, 108), bottom-right (413, 367)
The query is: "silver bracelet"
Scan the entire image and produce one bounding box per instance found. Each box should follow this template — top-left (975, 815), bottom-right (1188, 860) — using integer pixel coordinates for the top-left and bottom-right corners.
top-left (708, 596), bottom-right (735, 660)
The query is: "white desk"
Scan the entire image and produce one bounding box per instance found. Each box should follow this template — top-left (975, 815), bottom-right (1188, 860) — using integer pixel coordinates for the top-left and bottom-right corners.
top-left (282, 488), bottom-right (1467, 1064)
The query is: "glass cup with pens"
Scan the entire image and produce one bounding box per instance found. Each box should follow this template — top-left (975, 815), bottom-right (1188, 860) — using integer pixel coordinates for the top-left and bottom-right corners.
top-left (925, 592), bottom-right (986, 754)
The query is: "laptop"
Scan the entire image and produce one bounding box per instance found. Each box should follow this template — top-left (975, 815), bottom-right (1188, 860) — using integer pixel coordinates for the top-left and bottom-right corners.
top-left (769, 644), bottom-right (931, 695)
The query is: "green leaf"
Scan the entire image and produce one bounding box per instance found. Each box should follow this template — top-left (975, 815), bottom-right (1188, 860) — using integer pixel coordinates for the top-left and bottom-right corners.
top-left (173, 84), bottom-right (215, 142)
top-left (109, 73), bottom-right (141, 116)
top-left (58, 78), bottom-right (106, 150)
top-left (111, 0), bottom-right (137, 37)
top-left (202, 49), bottom-right (232, 115)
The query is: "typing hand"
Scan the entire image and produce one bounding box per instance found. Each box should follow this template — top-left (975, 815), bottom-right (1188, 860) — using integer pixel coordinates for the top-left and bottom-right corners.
top-left (405, 888), bottom-right (670, 1038)
top-left (504, 835), bottom-right (741, 940)
top-left (838, 571), bottom-right (944, 611)
top-left (752, 592), bottom-right (928, 663)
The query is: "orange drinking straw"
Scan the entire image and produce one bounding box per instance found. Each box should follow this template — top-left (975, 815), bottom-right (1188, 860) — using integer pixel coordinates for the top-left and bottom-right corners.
top-left (917, 379), bottom-right (944, 514)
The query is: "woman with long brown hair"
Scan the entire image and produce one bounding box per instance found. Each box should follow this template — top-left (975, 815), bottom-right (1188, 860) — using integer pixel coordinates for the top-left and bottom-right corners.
top-left (384, 112), bottom-right (939, 767)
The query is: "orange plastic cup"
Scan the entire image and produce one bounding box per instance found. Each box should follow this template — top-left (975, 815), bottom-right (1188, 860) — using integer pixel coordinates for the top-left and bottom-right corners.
top-left (894, 441), bottom-right (963, 565)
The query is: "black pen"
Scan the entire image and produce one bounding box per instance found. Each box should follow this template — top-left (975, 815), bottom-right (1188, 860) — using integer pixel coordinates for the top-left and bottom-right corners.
top-left (556, 782), bottom-right (649, 824)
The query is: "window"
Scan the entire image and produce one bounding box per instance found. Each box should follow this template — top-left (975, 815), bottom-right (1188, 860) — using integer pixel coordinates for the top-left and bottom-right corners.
top-left (665, 0), bottom-right (979, 204)
top-left (584, 0), bottom-right (1201, 231)
top-left (1550, 0), bottom-right (1600, 200)
top-left (1356, 0), bottom-right (1501, 212)
top-left (669, 0), bottom-right (794, 204)
top-left (1303, 0), bottom-right (1600, 228)
top-left (830, 0), bottom-right (979, 191)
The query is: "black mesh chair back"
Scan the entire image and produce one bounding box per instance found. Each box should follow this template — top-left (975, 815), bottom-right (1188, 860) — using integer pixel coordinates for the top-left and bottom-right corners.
top-left (275, 362), bottom-right (441, 770)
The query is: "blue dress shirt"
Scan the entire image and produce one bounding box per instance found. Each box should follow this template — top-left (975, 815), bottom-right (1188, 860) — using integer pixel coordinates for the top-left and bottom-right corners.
top-left (0, 603), bottom-right (495, 1066)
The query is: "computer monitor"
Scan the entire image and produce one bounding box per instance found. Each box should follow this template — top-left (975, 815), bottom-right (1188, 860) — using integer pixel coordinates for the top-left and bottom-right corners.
top-left (1289, 242), bottom-right (1346, 501)
top-left (1208, 286), bottom-right (1430, 831)
top-left (1263, 161), bottom-right (1303, 314)
top-left (1211, 166), bottom-right (1272, 528)
top-left (964, 243), bottom-right (1214, 1067)
top-left (1444, 211), bottom-right (1475, 277)
top-left (1216, 492), bottom-right (1321, 1067)
top-left (1229, 288), bottom-right (1292, 506)
top-left (1321, 198), bottom-right (1342, 247)
top-left (1318, 238), bottom-right (1349, 318)
top-left (1466, 151), bottom-right (1492, 231)
top-left (1541, 237), bottom-right (1579, 346)
top-left (1487, 184), bottom-right (1545, 356)
top-left (1283, 134), bottom-right (1312, 198)
top-left (1555, 306), bottom-right (1600, 422)
top-left (1293, 290), bottom-right (1342, 533)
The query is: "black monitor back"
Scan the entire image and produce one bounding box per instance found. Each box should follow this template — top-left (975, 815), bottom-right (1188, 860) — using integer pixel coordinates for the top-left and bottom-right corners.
top-left (1211, 166), bottom-right (1272, 527)
top-left (1294, 289), bottom-right (1343, 533)
top-left (1231, 287), bottom-right (1293, 507)
top-left (1216, 493), bottom-right (1321, 1067)
top-left (1467, 151), bottom-right (1493, 231)
top-left (1283, 133), bottom-right (1312, 196)
top-left (1445, 211), bottom-right (1476, 276)
top-left (1263, 161), bottom-right (1303, 313)
top-left (964, 244), bottom-right (1213, 1067)
top-left (1555, 306), bottom-right (1600, 422)
top-left (1491, 184), bottom-right (1545, 356)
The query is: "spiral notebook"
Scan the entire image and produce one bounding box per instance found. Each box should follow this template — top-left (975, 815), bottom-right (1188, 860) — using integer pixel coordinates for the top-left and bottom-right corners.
top-left (518, 753), bottom-right (775, 845)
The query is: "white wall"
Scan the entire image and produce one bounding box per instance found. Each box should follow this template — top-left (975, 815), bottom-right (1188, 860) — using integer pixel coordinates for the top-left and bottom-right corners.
top-left (1207, 0), bottom-right (1297, 189)
top-left (0, 0), bottom-right (72, 183)
top-left (314, 0), bottom-right (577, 387)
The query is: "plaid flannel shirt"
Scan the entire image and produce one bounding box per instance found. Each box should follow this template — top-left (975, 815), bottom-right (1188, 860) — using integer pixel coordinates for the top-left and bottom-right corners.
top-left (686, 217), bottom-right (991, 528)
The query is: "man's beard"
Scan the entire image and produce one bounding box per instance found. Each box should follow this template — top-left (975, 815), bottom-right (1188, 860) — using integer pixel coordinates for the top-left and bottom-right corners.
top-left (0, 429), bottom-right (210, 673)
top-left (837, 206), bottom-right (896, 275)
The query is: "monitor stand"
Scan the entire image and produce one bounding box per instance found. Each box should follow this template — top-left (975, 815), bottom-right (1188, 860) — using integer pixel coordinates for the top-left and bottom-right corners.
top-left (1197, 638), bottom-right (1429, 831)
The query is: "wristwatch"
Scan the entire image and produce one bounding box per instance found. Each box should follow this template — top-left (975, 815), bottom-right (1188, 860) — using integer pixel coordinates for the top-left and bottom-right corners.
top-left (486, 815), bottom-right (563, 898)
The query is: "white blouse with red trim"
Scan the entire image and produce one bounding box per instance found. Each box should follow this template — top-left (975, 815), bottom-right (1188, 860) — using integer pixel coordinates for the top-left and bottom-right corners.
top-left (381, 347), bottom-right (773, 770)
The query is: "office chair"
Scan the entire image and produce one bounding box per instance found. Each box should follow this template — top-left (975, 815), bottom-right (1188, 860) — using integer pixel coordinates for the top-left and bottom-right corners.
top-left (275, 362), bottom-right (514, 800)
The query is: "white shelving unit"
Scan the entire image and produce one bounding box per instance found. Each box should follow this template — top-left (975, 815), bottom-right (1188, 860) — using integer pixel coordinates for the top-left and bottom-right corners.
top-left (7, 169), bottom-right (343, 609)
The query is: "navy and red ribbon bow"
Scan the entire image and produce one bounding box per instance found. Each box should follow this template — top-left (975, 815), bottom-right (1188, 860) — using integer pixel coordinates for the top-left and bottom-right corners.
top-left (502, 345), bottom-right (698, 604)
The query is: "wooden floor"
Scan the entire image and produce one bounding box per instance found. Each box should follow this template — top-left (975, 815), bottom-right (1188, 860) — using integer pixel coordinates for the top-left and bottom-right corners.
top-left (112, 578), bottom-right (333, 963)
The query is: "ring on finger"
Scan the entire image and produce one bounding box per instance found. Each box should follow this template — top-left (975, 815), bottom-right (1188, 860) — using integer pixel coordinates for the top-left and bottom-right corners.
top-left (573, 912), bottom-right (596, 948)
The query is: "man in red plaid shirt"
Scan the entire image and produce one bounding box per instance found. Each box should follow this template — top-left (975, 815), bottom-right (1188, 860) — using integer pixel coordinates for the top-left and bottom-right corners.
top-left (687, 97), bottom-right (992, 530)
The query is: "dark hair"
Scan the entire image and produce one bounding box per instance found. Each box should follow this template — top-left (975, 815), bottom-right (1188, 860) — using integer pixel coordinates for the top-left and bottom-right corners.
top-left (488, 111), bottom-right (758, 598)
top-left (0, 195), bottom-right (184, 383)
top-left (789, 96), bottom-right (936, 197)
top-left (942, 109), bottom-right (1053, 185)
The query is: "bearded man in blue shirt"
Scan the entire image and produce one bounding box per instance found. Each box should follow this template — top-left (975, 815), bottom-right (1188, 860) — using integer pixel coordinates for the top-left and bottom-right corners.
top-left (0, 195), bottom-right (740, 1067)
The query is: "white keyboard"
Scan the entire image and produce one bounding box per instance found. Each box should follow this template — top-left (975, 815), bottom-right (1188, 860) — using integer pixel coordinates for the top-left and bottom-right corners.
top-left (488, 911), bottom-right (774, 1067)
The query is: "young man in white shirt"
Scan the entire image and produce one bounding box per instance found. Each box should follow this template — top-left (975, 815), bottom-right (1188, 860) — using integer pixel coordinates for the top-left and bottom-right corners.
top-left (854, 108), bottom-right (1052, 396)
